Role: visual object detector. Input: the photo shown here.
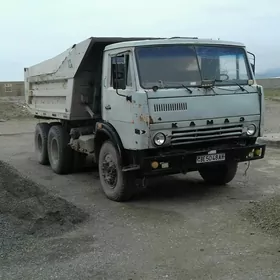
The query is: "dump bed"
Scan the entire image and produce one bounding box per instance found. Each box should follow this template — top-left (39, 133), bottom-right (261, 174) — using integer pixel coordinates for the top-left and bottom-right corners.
top-left (24, 37), bottom-right (158, 120)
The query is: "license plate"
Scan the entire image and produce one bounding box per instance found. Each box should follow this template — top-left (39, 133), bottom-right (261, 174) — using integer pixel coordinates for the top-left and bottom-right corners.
top-left (196, 153), bottom-right (225, 164)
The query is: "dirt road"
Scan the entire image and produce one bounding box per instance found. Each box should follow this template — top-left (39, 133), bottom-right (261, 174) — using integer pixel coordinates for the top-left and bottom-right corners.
top-left (264, 99), bottom-right (280, 133)
top-left (1, 100), bottom-right (280, 280)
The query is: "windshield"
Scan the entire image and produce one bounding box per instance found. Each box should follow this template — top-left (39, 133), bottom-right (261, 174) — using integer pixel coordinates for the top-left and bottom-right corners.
top-left (135, 45), bottom-right (252, 89)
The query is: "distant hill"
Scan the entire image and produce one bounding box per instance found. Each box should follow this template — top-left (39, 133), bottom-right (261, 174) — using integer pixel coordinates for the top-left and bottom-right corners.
top-left (256, 68), bottom-right (280, 79)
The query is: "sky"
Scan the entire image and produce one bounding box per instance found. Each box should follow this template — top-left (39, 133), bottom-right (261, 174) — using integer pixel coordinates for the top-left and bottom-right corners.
top-left (0, 0), bottom-right (279, 81)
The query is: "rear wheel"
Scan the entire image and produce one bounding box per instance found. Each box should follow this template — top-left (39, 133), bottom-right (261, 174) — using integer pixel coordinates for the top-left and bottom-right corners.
top-left (98, 141), bottom-right (135, 202)
top-left (199, 162), bottom-right (238, 185)
top-left (35, 123), bottom-right (50, 165)
top-left (47, 125), bottom-right (72, 174)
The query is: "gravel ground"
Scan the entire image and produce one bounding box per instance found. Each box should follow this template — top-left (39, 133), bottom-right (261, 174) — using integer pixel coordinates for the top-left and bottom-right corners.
top-left (241, 196), bottom-right (280, 237)
top-left (0, 161), bottom-right (88, 239)
top-left (243, 98), bottom-right (280, 236)
top-left (1, 98), bottom-right (280, 279)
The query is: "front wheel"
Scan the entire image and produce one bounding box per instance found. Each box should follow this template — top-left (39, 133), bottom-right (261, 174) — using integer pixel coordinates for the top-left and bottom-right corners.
top-left (199, 162), bottom-right (238, 185)
top-left (98, 141), bottom-right (134, 202)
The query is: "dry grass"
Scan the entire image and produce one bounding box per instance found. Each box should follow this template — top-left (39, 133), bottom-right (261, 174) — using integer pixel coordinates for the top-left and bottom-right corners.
top-left (264, 89), bottom-right (280, 98)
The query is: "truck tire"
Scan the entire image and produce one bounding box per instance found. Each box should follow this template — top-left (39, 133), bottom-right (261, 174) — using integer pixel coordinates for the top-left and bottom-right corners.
top-left (199, 162), bottom-right (238, 185)
top-left (35, 122), bottom-right (50, 165)
top-left (47, 125), bottom-right (72, 174)
top-left (98, 140), bottom-right (134, 202)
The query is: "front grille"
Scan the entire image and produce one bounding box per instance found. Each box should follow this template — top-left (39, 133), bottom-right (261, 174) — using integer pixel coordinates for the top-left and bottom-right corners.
top-left (171, 124), bottom-right (243, 145)
top-left (154, 102), bottom-right (187, 112)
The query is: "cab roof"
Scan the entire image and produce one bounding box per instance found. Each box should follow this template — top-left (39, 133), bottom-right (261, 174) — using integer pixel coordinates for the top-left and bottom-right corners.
top-left (104, 37), bottom-right (245, 51)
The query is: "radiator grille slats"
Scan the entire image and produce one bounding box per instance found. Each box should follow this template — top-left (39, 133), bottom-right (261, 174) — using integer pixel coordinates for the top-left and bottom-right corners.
top-left (171, 124), bottom-right (243, 145)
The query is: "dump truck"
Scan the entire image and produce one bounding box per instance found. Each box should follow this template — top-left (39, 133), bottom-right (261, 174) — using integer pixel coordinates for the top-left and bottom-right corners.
top-left (24, 37), bottom-right (266, 201)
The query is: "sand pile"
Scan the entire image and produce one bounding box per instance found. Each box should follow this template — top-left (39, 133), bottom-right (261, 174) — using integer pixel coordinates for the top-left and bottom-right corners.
top-left (241, 196), bottom-right (280, 237)
top-left (0, 97), bottom-right (31, 121)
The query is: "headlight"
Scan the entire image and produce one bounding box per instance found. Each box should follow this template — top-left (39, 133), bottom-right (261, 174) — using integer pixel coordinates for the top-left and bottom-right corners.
top-left (246, 124), bottom-right (256, 136)
top-left (153, 132), bottom-right (166, 146)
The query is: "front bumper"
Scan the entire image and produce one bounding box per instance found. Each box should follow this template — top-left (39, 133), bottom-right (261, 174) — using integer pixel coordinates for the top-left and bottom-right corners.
top-left (140, 144), bottom-right (266, 176)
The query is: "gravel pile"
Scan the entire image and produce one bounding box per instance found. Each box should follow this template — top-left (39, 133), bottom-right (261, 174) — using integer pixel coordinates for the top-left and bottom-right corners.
top-left (241, 197), bottom-right (280, 237)
top-left (0, 160), bottom-right (88, 238)
top-left (0, 97), bottom-right (31, 121)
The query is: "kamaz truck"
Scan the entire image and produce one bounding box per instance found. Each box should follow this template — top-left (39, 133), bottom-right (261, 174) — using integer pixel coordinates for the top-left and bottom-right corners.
top-left (24, 37), bottom-right (266, 201)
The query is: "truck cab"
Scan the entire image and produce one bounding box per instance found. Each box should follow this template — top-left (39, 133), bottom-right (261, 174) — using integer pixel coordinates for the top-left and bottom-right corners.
top-left (102, 39), bottom-right (263, 149)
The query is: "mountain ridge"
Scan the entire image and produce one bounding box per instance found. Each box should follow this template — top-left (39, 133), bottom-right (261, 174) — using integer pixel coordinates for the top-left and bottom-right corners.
top-left (256, 68), bottom-right (280, 79)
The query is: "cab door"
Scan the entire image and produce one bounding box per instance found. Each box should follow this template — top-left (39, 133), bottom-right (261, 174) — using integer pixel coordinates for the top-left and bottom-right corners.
top-left (101, 50), bottom-right (136, 149)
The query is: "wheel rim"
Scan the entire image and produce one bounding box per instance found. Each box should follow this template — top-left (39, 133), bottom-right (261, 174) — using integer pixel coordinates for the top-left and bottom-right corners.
top-left (51, 138), bottom-right (59, 165)
top-left (101, 153), bottom-right (118, 188)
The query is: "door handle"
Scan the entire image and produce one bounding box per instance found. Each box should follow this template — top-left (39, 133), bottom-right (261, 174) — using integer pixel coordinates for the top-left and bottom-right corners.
top-left (105, 105), bottom-right (111, 110)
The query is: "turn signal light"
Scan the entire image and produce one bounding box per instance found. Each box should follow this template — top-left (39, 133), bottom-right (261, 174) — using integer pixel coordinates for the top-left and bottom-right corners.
top-left (254, 148), bottom-right (262, 156)
top-left (151, 161), bottom-right (159, 169)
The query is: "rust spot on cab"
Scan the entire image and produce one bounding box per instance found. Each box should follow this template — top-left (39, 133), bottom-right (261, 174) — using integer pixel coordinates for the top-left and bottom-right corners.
top-left (139, 114), bottom-right (154, 125)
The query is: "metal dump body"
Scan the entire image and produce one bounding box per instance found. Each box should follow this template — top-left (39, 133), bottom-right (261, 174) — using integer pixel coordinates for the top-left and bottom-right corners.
top-left (24, 37), bottom-right (160, 120)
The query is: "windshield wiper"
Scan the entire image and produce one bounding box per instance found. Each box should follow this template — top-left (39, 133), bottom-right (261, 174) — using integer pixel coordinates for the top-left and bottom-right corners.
top-left (213, 78), bottom-right (248, 92)
top-left (233, 82), bottom-right (249, 93)
top-left (202, 79), bottom-right (249, 93)
top-left (181, 84), bottom-right (192, 93)
top-left (155, 80), bottom-right (193, 93)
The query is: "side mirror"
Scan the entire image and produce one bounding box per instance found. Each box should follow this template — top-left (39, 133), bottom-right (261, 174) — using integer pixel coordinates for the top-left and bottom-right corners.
top-left (112, 56), bottom-right (127, 90)
top-left (113, 77), bottom-right (126, 90)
